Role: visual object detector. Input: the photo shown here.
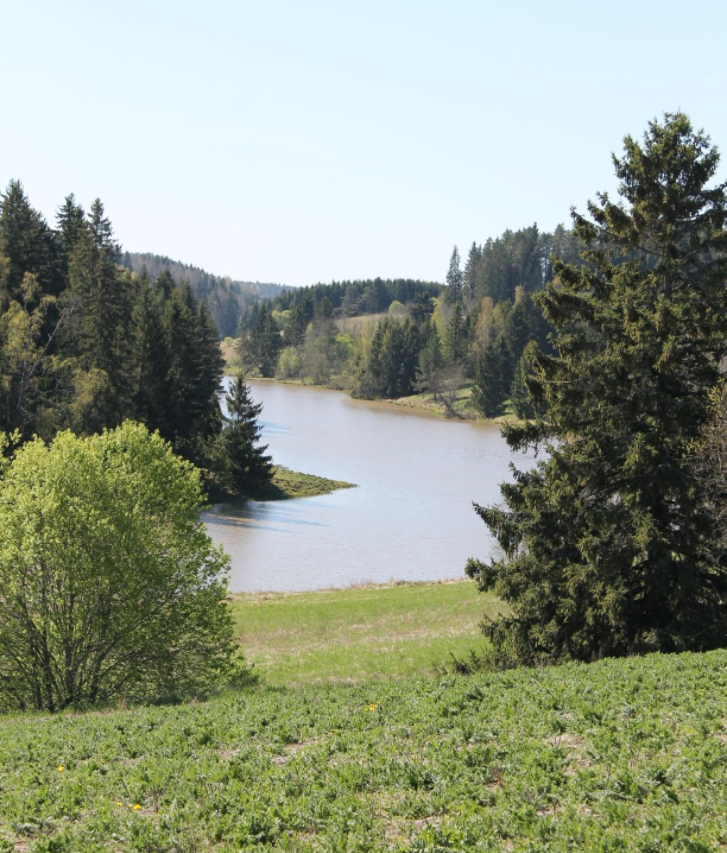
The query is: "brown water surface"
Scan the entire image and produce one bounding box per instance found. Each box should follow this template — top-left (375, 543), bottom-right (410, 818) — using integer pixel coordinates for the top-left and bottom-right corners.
top-left (203, 380), bottom-right (536, 592)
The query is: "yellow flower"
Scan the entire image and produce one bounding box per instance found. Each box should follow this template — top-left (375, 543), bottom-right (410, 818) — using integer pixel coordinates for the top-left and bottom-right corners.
top-left (366, 703), bottom-right (379, 712)
top-left (132, 804), bottom-right (142, 810)
top-left (116, 801), bottom-right (123, 807)
top-left (57, 765), bottom-right (65, 772)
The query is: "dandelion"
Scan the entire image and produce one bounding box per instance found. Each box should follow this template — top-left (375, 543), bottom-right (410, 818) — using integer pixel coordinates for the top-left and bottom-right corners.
top-left (366, 703), bottom-right (379, 712)
top-left (116, 801), bottom-right (123, 807)
top-left (57, 765), bottom-right (65, 772)
top-left (132, 804), bottom-right (142, 810)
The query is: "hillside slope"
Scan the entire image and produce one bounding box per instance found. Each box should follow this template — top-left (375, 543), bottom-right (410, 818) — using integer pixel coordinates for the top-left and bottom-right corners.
top-left (122, 251), bottom-right (288, 337)
top-left (1, 650), bottom-right (725, 851)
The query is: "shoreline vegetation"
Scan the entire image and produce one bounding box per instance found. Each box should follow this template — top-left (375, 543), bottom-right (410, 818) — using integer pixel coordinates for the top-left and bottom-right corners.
top-left (256, 465), bottom-right (356, 500)
top-left (220, 339), bottom-right (521, 425)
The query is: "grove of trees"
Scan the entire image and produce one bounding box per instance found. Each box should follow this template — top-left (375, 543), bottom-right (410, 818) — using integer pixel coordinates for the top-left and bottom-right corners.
top-left (0, 183), bottom-right (272, 498)
top-left (234, 236), bottom-right (562, 415)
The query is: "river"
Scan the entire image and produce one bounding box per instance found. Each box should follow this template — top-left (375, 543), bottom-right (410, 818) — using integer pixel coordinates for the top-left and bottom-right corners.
top-left (203, 380), bottom-right (537, 592)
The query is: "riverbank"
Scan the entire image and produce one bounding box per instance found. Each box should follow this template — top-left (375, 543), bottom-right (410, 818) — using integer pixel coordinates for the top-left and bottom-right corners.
top-left (222, 350), bottom-right (519, 426)
top-left (229, 579), bottom-right (498, 686)
top-left (389, 386), bottom-right (521, 424)
top-left (209, 466), bottom-right (354, 503)
top-left (258, 466), bottom-right (355, 500)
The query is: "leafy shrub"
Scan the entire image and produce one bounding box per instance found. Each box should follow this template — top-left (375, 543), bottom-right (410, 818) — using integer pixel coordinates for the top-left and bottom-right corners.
top-left (0, 422), bottom-right (236, 711)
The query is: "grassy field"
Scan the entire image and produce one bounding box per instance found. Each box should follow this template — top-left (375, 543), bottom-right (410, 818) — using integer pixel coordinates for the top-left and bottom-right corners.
top-left (229, 580), bottom-right (498, 686)
top-left (2, 650), bottom-right (726, 851)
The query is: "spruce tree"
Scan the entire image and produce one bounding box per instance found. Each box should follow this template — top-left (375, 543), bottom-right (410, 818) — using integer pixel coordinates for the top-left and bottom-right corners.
top-left (245, 304), bottom-right (281, 377)
top-left (444, 245), bottom-right (463, 304)
top-left (166, 281), bottom-right (204, 454)
top-left (0, 181), bottom-right (61, 305)
top-left (130, 271), bottom-right (172, 436)
top-left (56, 194), bottom-right (85, 275)
top-left (195, 299), bottom-right (225, 434)
top-left (471, 336), bottom-right (507, 418)
top-left (155, 268), bottom-right (175, 299)
top-left (509, 340), bottom-right (541, 420)
top-left (444, 302), bottom-right (467, 365)
top-left (464, 242), bottom-right (481, 298)
top-left (65, 199), bottom-right (131, 430)
top-left (415, 320), bottom-right (444, 392)
top-left (359, 318), bottom-right (421, 399)
top-left (467, 113), bottom-right (727, 665)
top-left (411, 292), bottom-right (434, 325)
top-left (221, 374), bottom-right (273, 493)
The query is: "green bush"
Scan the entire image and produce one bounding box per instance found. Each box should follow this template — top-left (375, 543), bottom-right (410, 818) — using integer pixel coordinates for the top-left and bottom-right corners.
top-left (0, 422), bottom-right (236, 711)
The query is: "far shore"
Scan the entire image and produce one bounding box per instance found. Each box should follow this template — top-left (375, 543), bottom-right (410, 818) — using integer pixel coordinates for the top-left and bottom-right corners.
top-left (220, 342), bottom-right (520, 427)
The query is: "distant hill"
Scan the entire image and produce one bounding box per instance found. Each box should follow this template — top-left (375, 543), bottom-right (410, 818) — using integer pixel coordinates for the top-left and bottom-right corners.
top-left (121, 251), bottom-right (288, 337)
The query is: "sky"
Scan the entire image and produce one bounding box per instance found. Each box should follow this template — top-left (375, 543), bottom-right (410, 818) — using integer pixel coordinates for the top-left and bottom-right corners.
top-left (2, 0), bottom-right (726, 287)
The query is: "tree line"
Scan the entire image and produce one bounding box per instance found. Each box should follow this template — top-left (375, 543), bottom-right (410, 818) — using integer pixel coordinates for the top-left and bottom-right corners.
top-left (235, 227), bottom-right (566, 418)
top-left (0, 182), bottom-right (272, 497)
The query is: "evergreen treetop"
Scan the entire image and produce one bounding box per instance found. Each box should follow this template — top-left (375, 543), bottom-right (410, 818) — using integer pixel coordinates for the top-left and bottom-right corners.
top-left (445, 245), bottom-right (463, 304)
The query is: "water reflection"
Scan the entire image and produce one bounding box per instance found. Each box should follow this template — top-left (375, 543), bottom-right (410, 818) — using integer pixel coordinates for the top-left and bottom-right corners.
top-left (205, 500), bottom-right (330, 532)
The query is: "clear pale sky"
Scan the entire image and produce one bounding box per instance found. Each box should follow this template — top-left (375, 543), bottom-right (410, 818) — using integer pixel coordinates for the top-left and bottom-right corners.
top-left (2, 1), bottom-right (726, 287)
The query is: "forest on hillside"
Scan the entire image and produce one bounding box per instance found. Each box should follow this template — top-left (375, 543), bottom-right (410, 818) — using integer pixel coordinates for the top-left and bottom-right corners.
top-left (121, 251), bottom-right (287, 338)
top-left (118, 221), bottom-right (590, 423)
top-left (236, 224), bottom-right (586, 418)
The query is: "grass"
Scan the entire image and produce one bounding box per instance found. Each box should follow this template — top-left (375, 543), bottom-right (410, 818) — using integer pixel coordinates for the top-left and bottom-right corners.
top-left (391, 387), bottom-right (523, 424)
top-left (210, 466), bottom-right (353, 504)
top-left (1, 650), bottom-right (726, 851)
top-left (391, 387), bottom-right (481, 420)
top-left (229, 580), bottom-right (497, 686)
top-left (255, 466), bottom-right (356, 501)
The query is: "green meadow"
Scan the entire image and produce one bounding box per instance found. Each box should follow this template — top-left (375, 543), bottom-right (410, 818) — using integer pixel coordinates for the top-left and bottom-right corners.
top-left (229, 580), bottom-right (500, 686)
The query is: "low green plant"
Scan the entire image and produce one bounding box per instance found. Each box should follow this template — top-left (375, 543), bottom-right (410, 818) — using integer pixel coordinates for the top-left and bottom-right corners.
top-left (1, 650), bottom-right (725, 851)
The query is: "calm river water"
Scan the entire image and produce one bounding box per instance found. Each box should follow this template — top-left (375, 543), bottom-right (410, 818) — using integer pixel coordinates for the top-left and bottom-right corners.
top-left (203, 380), bottom-right (536, 592)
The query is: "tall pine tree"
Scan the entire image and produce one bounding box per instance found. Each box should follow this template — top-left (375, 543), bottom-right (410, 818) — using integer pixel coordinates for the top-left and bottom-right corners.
top-left (472, 336), bottom-right (507, 418)
top-left (444, 245), bottom-right (463, 304)
top-left (130, 270), bottom-right (172, 435)
top-left (444, 301), bottom-right (468, 366)
top-left (467, 113), bottom-right (727, 665)
top-left (220, 374), bottom-right (273, 493)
